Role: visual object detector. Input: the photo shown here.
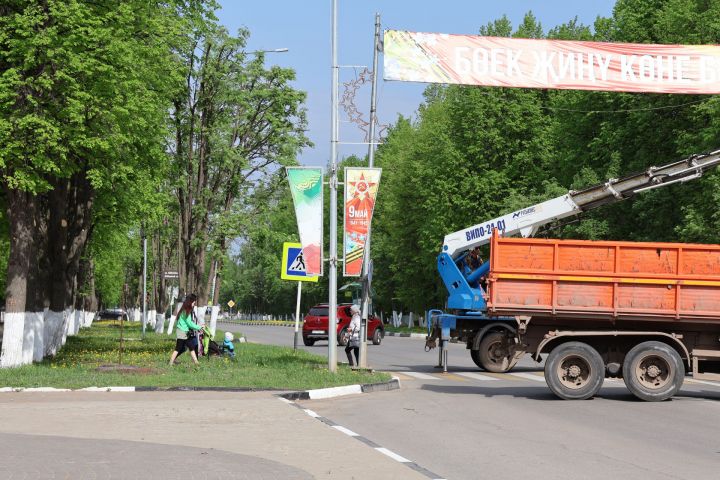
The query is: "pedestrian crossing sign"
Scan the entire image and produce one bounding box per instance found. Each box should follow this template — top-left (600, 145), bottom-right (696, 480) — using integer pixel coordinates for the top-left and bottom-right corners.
top-left (281, 242), bottom-right (319, 282)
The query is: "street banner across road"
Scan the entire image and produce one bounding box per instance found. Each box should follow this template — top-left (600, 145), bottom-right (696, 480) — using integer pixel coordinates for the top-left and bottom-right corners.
top-left (281, 242), bottom-right (319, 282)
top-left (287, 167), bottom-right (323, 275)
top-left (384, 29), bottom-right (720, 94)
top-left (344, 168), bottom-right (381, 277)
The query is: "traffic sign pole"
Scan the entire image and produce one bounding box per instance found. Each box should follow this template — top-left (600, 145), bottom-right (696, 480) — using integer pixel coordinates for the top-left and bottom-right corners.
top-left (293, 281), bottom-right (302, 350)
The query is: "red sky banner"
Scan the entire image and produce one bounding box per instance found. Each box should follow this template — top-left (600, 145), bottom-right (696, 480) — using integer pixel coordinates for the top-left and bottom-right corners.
top-left (343, 168), bottom-right (381, 277)
top-left (384, 30), bottom-right (720, 94)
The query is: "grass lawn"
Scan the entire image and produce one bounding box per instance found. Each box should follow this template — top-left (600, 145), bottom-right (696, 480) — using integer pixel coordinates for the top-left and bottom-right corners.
top-left (0, 321), bottom-right (390, 390)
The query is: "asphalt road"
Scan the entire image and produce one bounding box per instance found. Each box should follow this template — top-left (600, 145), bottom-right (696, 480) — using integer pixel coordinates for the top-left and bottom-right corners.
top-left (222, 322), bottom-right (720, 480)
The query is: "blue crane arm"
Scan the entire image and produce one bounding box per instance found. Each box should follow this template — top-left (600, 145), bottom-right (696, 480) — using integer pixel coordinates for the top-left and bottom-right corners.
top-left (437, 253), bottom-right (487, 311)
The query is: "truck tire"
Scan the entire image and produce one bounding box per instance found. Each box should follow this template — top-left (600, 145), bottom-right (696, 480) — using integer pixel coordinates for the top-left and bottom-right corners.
top-left (545, 342), bottom-right (604, 400)
top-left (622, 341), bottom-right (684, 402)
top-left (473, 332), bottom-right (520, 373)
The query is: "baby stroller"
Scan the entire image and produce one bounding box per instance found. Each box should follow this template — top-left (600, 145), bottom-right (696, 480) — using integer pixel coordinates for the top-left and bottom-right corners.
top-left (198, 325), bottom-right (222, 358)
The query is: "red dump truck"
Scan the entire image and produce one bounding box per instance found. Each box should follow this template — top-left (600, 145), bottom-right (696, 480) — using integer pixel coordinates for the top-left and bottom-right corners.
top-left (487, 234), bottom-right (720, 401)
top-left (432, 151), bottom-right (720, 401)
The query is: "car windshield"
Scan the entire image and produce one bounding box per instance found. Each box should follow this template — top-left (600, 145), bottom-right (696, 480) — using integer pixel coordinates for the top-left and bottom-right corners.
top-left (309, 307), bottom-right (329, 316)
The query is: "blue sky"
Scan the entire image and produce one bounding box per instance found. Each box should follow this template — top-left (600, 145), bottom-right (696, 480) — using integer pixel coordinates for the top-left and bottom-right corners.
top-left (216, 1), bottom-right (617, 166)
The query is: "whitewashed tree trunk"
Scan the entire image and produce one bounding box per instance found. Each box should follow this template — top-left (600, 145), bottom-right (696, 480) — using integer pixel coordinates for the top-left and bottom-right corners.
top-left (32, 311), bottom-right (45, 362)
top-left (147, 309), bottom-right (156, 329)
top-left (194, 306), bottom-right (205, 325)
top-left (209, 306), bottom-right (219, 337)
top-left (61, 309), bottom-right (71, 345)
top-left (74, 310), bottom-right (83, 335)
top-left (21, 311), bottom-right (35, 365)
top-left (154, 313), bottom-right (164, 333)
top-left (0, 312), bottom-right (26, 368)
top-left (84, 311), bottom-right (95, 328)
top-left (392, 310), bottom-right (403, 328)
top-left (44, 310), bottom-right (64, 356)
top-left (166, 302), bottom-right (182, 335)
top-left (133, 309), bottom-right (141, 322)
top-left (408, 312), bottom-right (415, 329)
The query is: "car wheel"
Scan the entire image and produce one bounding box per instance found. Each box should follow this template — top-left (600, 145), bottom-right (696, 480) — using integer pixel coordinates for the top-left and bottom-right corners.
top-left (302, 336), bottom-right (315, 347)
top-left (372, 328), bottom-right (383, 345)
top-left (338, 327), bottom-right (348, 346)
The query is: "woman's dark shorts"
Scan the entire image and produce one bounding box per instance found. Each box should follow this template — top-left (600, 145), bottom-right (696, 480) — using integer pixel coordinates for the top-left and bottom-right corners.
top-left (175, 336), bottom-right (198, 353)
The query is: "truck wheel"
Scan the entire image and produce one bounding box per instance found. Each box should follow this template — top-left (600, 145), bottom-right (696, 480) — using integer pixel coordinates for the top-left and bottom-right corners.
top-left (302, 336), bottom-right (315, 347)
top-left (622, 341), bottom-right (684, 402)
top-left (474, 332), bottom-right (520, 373)
top-left (545, 342), bottom-right (604, 400)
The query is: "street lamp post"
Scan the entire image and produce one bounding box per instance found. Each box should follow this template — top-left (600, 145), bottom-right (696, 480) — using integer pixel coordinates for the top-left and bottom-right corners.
top-left (328, 0), bottom-right (339, 373)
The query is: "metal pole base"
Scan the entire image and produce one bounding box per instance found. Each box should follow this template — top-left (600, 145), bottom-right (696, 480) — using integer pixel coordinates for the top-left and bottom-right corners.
top-left (294, 330), bottom-right (300, 351)
top-left (434, 339), bottom-right (446, 369)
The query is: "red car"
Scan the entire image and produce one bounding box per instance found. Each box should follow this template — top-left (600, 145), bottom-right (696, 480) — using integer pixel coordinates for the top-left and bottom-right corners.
top-left (302, 303), bottom-right (384, 347)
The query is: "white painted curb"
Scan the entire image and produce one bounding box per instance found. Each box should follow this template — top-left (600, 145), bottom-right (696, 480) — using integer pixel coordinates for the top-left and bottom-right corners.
top-left (308, 384), bottom-right (363, 400)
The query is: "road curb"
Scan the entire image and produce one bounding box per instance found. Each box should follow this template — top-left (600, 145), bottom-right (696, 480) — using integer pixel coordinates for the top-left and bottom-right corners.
top-left (0, 378), bottom-right (401, 397)
top-left (280, 377), bottom-right (400, 401)
top-left (384, 331), bottom-right (427, 339)
top-left (220, 321), bottom-right (296, 327)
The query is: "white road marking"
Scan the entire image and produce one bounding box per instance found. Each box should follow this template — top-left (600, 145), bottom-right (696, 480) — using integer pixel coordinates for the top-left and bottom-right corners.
top-left (278, 397), bottom-right (294, 404)
top-left (375, 447), bottom-right (411, 463)
top-left (303, 409), bottom-right (320, 418)
top-left (332, 425), bottom-right (359, 436)
top-left (455, 372), bottom-right (498, 381)
top-left (509, 372), bottom-right (546, 382)
top-left (404, 371), bottom-right (440, 380)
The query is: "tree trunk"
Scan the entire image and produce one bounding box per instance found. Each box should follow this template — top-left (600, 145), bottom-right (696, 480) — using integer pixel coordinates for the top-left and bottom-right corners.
top-left (1, 189), bottom-right (36, 367)
top-left (48, 172), bottom-right (94, 312)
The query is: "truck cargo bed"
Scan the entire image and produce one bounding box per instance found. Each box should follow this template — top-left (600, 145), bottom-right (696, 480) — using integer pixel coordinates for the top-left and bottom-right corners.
top-left (487, 235), bottom-right (720, 323)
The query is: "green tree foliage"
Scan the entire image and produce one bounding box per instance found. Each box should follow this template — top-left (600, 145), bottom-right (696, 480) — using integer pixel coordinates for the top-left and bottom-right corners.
top-left (370, 2), bottom-right (720, 314)
top-left (200, 2), bottom-right (720, 318)
top-left (0, 1), bottom-right (215, 312)
top-left (170, 25), bottom-right (309, 304)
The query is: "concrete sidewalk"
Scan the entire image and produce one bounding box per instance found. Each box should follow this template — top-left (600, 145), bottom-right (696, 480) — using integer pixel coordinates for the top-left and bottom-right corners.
top-left (0, 391), bottom-right (427, 479)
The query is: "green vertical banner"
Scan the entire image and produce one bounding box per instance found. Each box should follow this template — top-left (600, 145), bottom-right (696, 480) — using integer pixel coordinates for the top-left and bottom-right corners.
top-left (343, 167), bottom-right (382, 277)
top-left (286, 167), bottom-right (324, 276)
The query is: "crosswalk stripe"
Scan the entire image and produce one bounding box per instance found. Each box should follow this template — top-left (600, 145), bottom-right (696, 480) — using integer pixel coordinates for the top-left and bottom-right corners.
top-left (509, 372), bottom-right (546, 382)
top-left (455, 372), bottom-right (498, 381)
top-left (404, 371), bottom-right (440, 380)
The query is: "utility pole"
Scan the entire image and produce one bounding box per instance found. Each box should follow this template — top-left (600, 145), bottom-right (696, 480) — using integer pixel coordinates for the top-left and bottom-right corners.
top-left (142, 223), bottom-right (147, 339)
top-left (359, 13), bottom-right (381, 369)
top-left (328, 0), bottom-right (339, 372)
top-left (293, 281), bottom-right (302, 350)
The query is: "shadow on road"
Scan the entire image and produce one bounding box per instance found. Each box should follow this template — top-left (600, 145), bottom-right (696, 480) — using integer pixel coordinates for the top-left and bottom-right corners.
top-left (383, 365), bottom-right (544, 373)
top-left (420, 383), bottom-right (720, 402)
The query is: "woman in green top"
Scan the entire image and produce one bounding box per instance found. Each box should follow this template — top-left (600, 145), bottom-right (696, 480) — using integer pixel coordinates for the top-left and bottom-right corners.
top-left (169, 293), bottom-right (201, 365)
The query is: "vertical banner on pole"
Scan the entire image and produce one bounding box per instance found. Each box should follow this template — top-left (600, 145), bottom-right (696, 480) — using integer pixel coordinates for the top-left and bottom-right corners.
top-left (343, 168), bottom-right (382, 277)
top-left (286, 167), bottom-right (324, 276)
